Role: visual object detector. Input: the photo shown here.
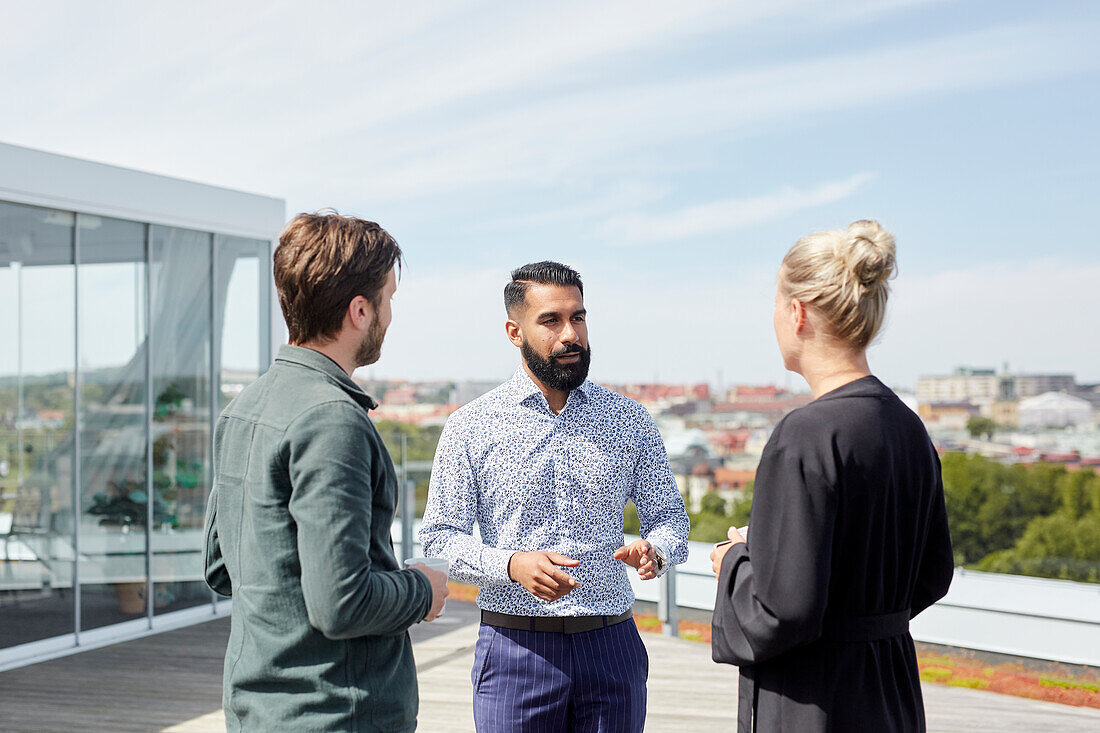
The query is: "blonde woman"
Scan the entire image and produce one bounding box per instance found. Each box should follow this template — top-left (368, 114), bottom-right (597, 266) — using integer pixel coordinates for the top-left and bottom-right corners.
top-left (710, 220), bottom-right (953, 732)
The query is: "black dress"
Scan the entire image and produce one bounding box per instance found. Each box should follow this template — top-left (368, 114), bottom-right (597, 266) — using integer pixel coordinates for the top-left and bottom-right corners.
top-left (712, 376), bottom-right (953, 732)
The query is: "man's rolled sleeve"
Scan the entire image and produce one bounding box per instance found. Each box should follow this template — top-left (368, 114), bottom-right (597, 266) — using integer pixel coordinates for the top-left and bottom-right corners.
top-left (630, 411), bottom-right (690, 575)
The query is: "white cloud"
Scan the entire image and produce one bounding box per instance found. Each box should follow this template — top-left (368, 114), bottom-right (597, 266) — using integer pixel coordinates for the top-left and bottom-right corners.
top-left (600, 172), bottom-right (874, 244)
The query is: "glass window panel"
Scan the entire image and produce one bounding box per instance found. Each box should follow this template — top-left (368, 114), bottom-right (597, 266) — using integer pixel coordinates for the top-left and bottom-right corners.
top-left (0, 202), bottom-right (76, 649)
top-left (77, 214), bottom-right (149, 631)
top-left (149, 226), bottom-right (211, 613)
top-left (216, 236), bottom-right (270, 412)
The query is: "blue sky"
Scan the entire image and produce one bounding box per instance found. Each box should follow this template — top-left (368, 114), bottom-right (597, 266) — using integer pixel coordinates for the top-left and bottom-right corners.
top-left (2, 0), bottom-right (1098, 389)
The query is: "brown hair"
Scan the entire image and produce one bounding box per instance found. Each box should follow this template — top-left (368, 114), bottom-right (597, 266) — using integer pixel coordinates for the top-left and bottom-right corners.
top-left (779, 219), bottom-right (896, 350)
top-left (274, 211), bottom-right (403, 344)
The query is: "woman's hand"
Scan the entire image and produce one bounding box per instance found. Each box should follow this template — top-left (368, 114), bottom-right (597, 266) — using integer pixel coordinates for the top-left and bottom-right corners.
top-left (710, 526), bottom-right (746, 574)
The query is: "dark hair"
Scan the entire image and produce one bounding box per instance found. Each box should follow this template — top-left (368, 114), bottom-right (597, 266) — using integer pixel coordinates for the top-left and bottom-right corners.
top-left (504, 261), bottom-right (584, 315)
top-left (274, 210), bottom-right (403, 344)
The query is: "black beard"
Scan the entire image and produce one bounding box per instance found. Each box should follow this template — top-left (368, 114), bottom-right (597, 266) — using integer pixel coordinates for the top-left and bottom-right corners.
top-left (521, 340), bottom-right (591, 392)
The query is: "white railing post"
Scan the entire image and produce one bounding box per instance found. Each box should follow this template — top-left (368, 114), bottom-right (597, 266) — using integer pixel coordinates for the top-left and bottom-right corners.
top-left (659, 565), bottom-right (679, 637)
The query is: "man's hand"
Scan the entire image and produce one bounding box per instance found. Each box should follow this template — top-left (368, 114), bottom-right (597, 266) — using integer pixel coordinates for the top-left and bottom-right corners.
top-left (614, 539), bottom-right (659, 580)
top-left (709, 526), bottom-right (746, 575)
top-left (508, 551), bottom-right (580, 602)
top-left (411, 563), bottom-right (450, 622)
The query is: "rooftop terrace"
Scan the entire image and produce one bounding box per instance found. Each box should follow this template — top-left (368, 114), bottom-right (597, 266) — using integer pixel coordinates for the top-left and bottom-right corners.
top-left (2, 599), bottom-right (1099, 732)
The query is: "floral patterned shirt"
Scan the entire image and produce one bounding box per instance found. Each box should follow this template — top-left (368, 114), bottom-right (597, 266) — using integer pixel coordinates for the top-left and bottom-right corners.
top-left (419, 367), bottom-right (690, 616)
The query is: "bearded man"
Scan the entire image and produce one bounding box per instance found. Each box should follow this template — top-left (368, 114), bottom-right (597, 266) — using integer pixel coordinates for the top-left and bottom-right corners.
top-left (204, 212), bottom-right (448, 732)
top-left (419, 261), bottom-right (689, 732)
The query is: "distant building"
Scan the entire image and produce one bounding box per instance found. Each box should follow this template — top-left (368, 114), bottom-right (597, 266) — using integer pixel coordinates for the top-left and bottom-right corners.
top-left (710, 395), bottom-right (813, 422)
top-left (679, 464), bottom-right (755, 513)
top-left (991, 400), bottom-right (1020, 428)
top-left (918, 401), bottom-right (979, 430)
top-left (1018, 392), bottom-right (1093, 429)
top-left (1015, 374), bottom-right (1077, 399)
top-left (1072, 384), bottom-right (1100, 410)
top-left (916, 367), bottom-right (1002, 402)
top-left (605, 382), bottom-right (710, 405)
top-left (707, 429), bottom-right (751, 456)
top-left (728, 384), bottom-right (782, 400)
top-left (713, 468), bottom-right (755, 492)
top-left (381, 386), bottom-right (417, 405)
top-left (450, 380), bottom-right (499, 406)
top-left (916, 367), bottom-right (1076, 404)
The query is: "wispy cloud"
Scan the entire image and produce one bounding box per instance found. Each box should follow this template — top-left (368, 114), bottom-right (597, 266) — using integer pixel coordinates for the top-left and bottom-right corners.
top-left (478, 180), bottom-right (674, 231)
top-left (599, 172), bottom-right (875, 244)
top-left (5, 0), bottom-right (1073, 206)
top-left (285, 16), bottom-right (1100, 205)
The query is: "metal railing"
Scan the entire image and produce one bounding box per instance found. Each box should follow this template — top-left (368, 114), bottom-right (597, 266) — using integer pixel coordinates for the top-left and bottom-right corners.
top-left (658, 565), bottom-right (678, 637)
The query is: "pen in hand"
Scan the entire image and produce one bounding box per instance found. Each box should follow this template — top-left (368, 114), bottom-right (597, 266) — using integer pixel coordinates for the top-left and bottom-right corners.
top-left (710, 527), bottom-right (748, 574)
top-left (714, 526), bottom-right (749, 548)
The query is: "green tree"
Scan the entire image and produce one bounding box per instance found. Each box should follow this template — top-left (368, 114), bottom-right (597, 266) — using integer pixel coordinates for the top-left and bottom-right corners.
top-left (976, 513), bottom-right (1100, 583)
top-left (623, 501), bottom-right (641, 535)
top-left (374, 420), bottom-right (444, 463)
top-left (941, 452), bottom-right (1060, 566)
top-left (966, 416), bottom-right (997, 439)
top-left (729, 487), bottom-right (754, 527)
top-left (1056, 468), bottom-right (1100, 520)
top-left (688, 510), bottom-right (733, 542)
top-left (700, 492), bottom-right (727, 515)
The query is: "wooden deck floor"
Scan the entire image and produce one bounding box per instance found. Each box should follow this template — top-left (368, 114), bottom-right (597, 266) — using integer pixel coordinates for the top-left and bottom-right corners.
top-left (2, 602), bottom-right (1099, 732)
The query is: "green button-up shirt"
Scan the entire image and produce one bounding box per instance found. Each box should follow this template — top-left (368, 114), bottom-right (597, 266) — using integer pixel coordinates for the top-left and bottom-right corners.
top-left (204, 345), bottom-right (431, 732)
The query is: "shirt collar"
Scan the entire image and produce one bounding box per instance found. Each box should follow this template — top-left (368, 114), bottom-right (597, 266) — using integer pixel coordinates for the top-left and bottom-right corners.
top-left (507, 366), bottom-right (592, 407)
top-left (274, 344), bottom-right (379, 410)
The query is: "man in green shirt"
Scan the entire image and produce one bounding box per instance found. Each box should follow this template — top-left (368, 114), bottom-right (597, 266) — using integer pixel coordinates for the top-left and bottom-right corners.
top-left (204, 212), bottom-right (448, 732)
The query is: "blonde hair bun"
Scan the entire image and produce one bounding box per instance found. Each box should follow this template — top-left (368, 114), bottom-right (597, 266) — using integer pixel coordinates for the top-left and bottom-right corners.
top-left (779, 219), bottom-right (897, 350)
top-left (840, 219), bottom-right (896, 291)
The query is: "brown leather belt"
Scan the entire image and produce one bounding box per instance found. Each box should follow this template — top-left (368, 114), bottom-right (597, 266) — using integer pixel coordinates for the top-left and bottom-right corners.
top-left (481, 608), bottom-right (633, 635)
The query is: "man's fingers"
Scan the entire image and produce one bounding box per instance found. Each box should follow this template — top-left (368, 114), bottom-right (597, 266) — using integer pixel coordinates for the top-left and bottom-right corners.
top-left (534, 586), bottom-right (566, 602)
top-left (537, 561), bottom-right (577, 587)
top-left (548, 566), bottom-right (578, 587)
top-left (545, 552), bottom-right (580, 567)
top-left (545, 563), bottom-right (580, 589)
top-left (533, 575), bottom-right (576, 600)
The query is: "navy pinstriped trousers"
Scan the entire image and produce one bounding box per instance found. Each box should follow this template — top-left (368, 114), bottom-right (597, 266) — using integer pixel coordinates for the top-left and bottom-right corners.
top-left (471, 618), bottom-right (649, 732)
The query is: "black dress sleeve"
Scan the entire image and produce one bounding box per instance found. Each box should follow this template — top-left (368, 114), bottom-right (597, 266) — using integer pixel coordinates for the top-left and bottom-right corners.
top-left (911, 451), bottom-right (954, 617)
top-left (712, 423), bottom-right (839, 666)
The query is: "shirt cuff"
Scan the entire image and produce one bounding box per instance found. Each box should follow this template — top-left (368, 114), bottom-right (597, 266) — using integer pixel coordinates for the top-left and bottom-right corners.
top-left (482, 546), bottom-right (517, 584)
top-left (650, 540), bottom-right (672, 578)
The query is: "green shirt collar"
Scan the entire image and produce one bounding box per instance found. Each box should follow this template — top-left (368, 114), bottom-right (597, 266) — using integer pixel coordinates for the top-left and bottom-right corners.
top-left (274, 344), bottom-right (379, 410)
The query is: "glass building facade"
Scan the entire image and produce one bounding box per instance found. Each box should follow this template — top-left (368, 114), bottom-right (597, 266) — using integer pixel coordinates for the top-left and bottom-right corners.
top-left (0, 143), bottom-right (282, 667)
